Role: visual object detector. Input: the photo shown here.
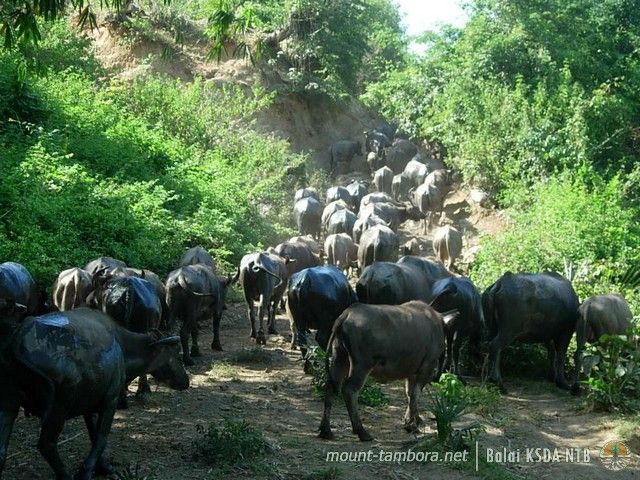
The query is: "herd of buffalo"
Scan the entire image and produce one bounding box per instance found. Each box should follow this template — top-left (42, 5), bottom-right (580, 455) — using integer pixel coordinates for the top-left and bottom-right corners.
top-left (0, 121), bottom-right (636, 478)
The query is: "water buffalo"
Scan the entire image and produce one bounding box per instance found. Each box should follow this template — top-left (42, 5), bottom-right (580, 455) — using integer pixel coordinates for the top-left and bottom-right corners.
top-left (166, 265), bottom-right (231, 365)
top-left (412, 182), bottom-right (445, 232)
top-left (329, 140), bottom-right (363, 176)
top-left (402, 237), bottom-right (422, 256)
top-left (425, 169), bottom-right (456, 195)
top-left (482, 272), bottom-right (579, 393)
top-left (326, 209), bottom-right (357, 237)
top-left (432, 225), bottom-right (463, 271)
top-left (359, 191), bottom-right (399, 210)
top-left (403, 158), bottom-right (428, 187)
top-left (352, 212), bottom-right (388, 244)
top-left (294, 197), bottom-right (323, 238)
top-left (272, 240), bottom-right (321, 279)
top-left (90, 276), bottom-right (163, 401)
top-left (294, 187), bottom-right (320, 204)
top-left (235, 252), bottom-right (288, 345)
top-left (84, 256), bottom-right (127, 276)
top-left (286, 266), bottom-right (357, 354)
top-left (430, 277), bottom-right (484, 377)
top-left (52, 267), bottom-right (93, 311)
top-left (0, 262), bottom-right (46, 319)
top-left (179, 246), bottom-right (216, 271)
top-left (359, 201), bottom-right (423, 231)
top-left (324, 233), bottom-right (358, 275)
top-left (289, 235), bottom-right (321, 256)
top-left (572, 294), bottom-right (633, 393)
top-left (373, 166), bottom-right (393, 195)
top-left (356, 256), bottom-right (450, 305)
top-left (0, 308), bottom-right (188, 480)
top-left (383, 139), bottom-right (418, 173)
top-left (357, 225), bottom-right (399, 269)
top-left (373, 121), bottom-right (397, 142)
top-left (318, 301), bottom-right (453, 441)
top-left (392, 172), bottom-right (411, 201)
top-left (364, 130), bottom-right (391, 155)
top-left (321, 200), bottom-right (349, 230)
top-left (345, 180), bottom-right (368, 213)
top-left (366, 151), bottom-right (385, 175)
top-left (326, 186), bottom-right (351, 205)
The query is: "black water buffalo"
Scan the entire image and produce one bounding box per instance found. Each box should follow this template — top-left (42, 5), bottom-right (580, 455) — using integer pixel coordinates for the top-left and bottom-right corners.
top-left (403, 158), bottom-right (428, 187)
top-left (430, 276), bottom-right (484, 377)
top-left (572, 294), bottom-right (633, 393)
top-left (0, 308), bottom-right (188, 480)
top-left (356, 256), bottom-right (450, 305)
top-left (294, 197), bottom-right (323, 238)
top-left (289, 235), bottom-right (321, 255)
top-left (321, 200), bottom-right (349, 230)
top-left (326, 209), bottom-right (357, 237)
top-left (352, 212), bottom-right (388, 244)
top-left (294, 187), bottom-right (320, 204)
top-left (359, 191), bottom-right (399, 210)
top-left (318, 301), bottom-right (452, 441)
top-left (373, 166), bottom-right (393, 194)
top-left (357, 225), bottom-right (399, 269)
top-left (166, 265), bottom-right (231, 365)
top-left (345, 180), bottom-right (368, 213)
top-left (286, 266), bottom-right (357, 354)
top-left (392, 172), bottom-right (411, 201)
top-left (329, 140), bottom-right (363, 176)
top-left (51, 267), bottom-right (93, 311)
top-left (235, 252), bottom-right (288, 345)
top-left (383, 139), bottom-right (418, 173)
top-left (425, 168), bottom-right (457, 195)
top-left (432, 225), bottom-right (463, 271)
top-left (373, 121), bottom-right (397, 142)
top-left (90, 276), bottom-right (163, 401)
top-left (326, 186), bottom-right (351, 205)
top-left (0, 262), bottom-right (45, 319)
top-left (482, 272), bottom-right (579, 393)
top-left (359, 201), bottom-right (423, 231)
top-left (84, 256), bottom-right (127, 276)
top-left (271, 240), bottom-right (321, 279)
top-left (412, 182), bottom-right (446, 232)
top-left (324, 233), bottom-right (358, 275)
top-left (364, 130), bottom-right (391, 155)
top-left (179, 246), bottom-right (216, 271)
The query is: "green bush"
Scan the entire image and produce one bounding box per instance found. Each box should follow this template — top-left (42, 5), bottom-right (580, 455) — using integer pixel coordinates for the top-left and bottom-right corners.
top-left (306, 347), bottom-right (388, 408)
top-left (583, 333), bottom-right (640, 413)
top-left (192, 418), bottom-right (272, 470)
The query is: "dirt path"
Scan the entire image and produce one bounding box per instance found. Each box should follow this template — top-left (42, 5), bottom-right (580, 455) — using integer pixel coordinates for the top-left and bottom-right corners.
top-left (4, 306), bottom-right (638, 480)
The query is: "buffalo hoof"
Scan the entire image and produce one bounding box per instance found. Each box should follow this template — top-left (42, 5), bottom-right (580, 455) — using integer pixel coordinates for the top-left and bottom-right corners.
top-left (95, 457), bottom-right (115, 476)
top-left (318, 429), bottom-right (335, 440)
top-left (249, 331), bottom-right (256, 339)
top-left (356, 429), bottom-right (373, 442)
top-left (190, 346), bottom-right (202, 357)
top-left (211, 341), bottom-right (223, 352)
top-left (183, 356), bottom-right (195, 367)
top-left (571, 383), bottom-right (581, 396)
top-left (403, 422), bottom-right (420, 433)
top-left (255, 332), bottom-right (267, 345)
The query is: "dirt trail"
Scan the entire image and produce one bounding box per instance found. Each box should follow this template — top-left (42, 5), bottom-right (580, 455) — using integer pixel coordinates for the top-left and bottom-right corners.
top-left (4, 307), bottom-right (637, 480)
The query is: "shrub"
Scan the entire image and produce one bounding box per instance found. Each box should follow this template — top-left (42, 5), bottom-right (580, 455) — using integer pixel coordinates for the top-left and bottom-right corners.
top-left (192, 418), bottom-right (272, 470)
top-left (583, 333), bottom-right (640, 413)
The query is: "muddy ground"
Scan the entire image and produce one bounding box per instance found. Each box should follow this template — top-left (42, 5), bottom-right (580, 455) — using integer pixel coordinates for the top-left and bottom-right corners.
top-left (4, 304), bottom-right (638, 480)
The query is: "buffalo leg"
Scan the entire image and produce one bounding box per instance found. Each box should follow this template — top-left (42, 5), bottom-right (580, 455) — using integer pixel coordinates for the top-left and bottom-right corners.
top-left (37, 409), bottom-right (71, 480)
top-left (553, 335), bottom-right (572, 390)
top-left (256, 295), bottom-right (267, 345)
top-left (289, 317), bottom-right (298, 350)
top-left (137, 374), bottom-right (151, 396)
top-left (343, 368), bottom-right (372, 441)
top-left (268, 300), bottom-right (278, 335)
top-left (191, 328), bottom-right (201, 357)
top-left (76, 405), bottom-right (116, 480)
top-left (0, 399), bottom-right (19, 476)
top-left (318, 345), bottom-right (349, 440)
top-left (248, 305), bottom-right (256, 339)
top-left (488, 334), bottom-right (507, 393)
top-left (546, 341), bottom-right (557, 382)
top-left (82, 414), bottom-right (114, 477)
top-left (443, 331), bottom-right (453, 373)
top-left (452, 332), bottom-right (464, 380)
top-left (180, 322), bottom-right (194, 366)
top-left (211, 313), bottom-right (223, 351)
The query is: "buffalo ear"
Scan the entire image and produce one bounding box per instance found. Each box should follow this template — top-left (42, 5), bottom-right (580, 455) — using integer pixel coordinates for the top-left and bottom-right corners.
top-left (151, 335), bottom-right (181, 347)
